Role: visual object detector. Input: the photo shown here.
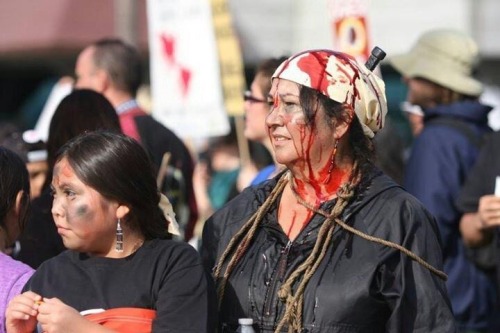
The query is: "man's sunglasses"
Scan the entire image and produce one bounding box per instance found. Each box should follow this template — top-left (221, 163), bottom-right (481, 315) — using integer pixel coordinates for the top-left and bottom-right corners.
top-left (244, 90), bottom-right (267, 104)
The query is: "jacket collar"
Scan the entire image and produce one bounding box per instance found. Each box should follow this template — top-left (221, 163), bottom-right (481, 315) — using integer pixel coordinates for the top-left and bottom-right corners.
top-left (341, 167), bottom-right (401, 221)
top-left (424, 100), bottom-right (492, 125)
top-left (255, 166), bottom-right (401, 223)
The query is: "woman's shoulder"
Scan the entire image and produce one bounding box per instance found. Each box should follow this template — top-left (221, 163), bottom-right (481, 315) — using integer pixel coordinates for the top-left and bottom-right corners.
top-left (27, 250), bottom-right (76, 284)
top-left (354, 172), bottom-right (438, 234)
top-left (0, 253), bottom-right (34, 289)
top-left (345, 174), bottom-right (443, 269)
top-left (141, 239), bottom-right (202, 268)
top-left (143, 238), bottom-right (198, 254)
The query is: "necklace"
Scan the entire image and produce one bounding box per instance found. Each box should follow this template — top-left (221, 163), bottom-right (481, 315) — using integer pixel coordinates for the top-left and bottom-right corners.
top-left (287, 172), bottom-right (331, 218)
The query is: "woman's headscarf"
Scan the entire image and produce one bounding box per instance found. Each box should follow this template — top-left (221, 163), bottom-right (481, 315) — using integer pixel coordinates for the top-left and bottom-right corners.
top-left (272, 49), bottom-right (387, 138)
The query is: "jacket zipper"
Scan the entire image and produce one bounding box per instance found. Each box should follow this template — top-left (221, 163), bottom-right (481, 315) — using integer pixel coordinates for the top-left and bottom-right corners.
top-left (264, 240), bottom-right (292, 316)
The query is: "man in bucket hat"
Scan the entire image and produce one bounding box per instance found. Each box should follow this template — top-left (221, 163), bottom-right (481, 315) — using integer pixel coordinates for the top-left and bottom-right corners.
top-left (389, 29), bottom-right (495, 333)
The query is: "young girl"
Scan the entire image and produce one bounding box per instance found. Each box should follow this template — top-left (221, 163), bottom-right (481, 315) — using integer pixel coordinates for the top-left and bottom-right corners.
top-left (6, 132), bottom-right (215, 333)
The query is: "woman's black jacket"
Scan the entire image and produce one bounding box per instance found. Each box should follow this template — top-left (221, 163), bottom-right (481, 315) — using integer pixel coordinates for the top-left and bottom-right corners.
top-left (201, 170), bottom-right (456, 333)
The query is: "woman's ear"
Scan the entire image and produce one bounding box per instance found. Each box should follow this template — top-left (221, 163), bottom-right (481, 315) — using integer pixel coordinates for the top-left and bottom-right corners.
top-left (13, 190), bottom-right (24, 217)
top-left (2, 191), bottom-right (25, 249)
top-left (333, 105), bottom-right (353, 139)
top-left (116, 204), bottom-right (130, 220)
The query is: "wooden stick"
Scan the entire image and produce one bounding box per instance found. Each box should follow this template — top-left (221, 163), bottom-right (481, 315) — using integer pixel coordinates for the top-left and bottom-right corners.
top-left (156, 152), bottom-right (172, 189)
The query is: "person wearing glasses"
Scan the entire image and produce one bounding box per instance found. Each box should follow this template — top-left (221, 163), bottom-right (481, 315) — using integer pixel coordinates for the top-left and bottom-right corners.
top-left (201, 49), bottom-right (455, 332)
top-left (242, 57), bottom-right (288, 186)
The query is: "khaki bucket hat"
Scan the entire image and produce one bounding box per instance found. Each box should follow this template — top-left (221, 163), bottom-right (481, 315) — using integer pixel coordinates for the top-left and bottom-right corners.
top-left (388, 29), bottom-right (483, 96)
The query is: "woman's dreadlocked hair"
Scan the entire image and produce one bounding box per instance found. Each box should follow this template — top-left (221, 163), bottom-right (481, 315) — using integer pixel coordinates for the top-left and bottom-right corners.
top-left (213, 85), bottom-right (446, 333)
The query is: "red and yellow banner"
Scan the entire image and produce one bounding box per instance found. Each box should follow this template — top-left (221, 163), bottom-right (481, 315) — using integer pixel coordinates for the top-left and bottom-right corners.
top-left (328, 0), bottom-right (372, 63)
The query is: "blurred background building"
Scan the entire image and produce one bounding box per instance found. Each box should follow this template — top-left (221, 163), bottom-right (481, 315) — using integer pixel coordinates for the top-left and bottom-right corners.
top-left (1, 0), bottom-right (499, 134)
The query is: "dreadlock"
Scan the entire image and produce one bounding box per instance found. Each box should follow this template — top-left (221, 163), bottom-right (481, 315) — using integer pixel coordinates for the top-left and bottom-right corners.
top-left (213, 173), bottom-right (289, 306)
top-left (274, 166), bottom-right (360, 333)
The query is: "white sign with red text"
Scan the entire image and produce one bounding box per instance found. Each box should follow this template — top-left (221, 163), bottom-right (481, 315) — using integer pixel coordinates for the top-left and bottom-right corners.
top-left (147, 0), bottom-right (230, 139)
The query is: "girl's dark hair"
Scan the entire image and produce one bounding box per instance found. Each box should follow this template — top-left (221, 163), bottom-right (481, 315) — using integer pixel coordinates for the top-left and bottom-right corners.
top-left (45, 89), bottom-right (122, 190)
top-left (55, 131), bottom-right (168, 240)
top-left (299, 85), bottom-right (375, 175)
top-left (0, 147), bottom-right (30, 235)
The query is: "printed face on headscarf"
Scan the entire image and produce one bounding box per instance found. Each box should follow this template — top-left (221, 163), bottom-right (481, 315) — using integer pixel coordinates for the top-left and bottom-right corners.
top-left (51, 157), bottom-right (120, 256)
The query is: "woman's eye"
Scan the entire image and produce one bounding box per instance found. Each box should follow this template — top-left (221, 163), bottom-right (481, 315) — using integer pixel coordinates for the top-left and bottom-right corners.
top-left (283, 101), bottom-right (299, 112)
top-left (64, 189), bottom-right (76, 197)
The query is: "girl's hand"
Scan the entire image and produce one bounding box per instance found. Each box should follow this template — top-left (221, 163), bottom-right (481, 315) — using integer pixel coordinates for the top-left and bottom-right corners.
top-left (5, 291), bottom-right (42, 333)
top-left (36, 297), bottom-right (83, 333)
top-left (36, 298), bottom-right (115, 333)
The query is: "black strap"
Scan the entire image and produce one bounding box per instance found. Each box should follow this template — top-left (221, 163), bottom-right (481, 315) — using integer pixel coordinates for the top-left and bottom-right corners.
top-left (425, 117), bottom-right (483, 148)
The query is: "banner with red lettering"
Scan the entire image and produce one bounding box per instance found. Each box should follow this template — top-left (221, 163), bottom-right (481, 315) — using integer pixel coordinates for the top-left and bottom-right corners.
top-left (147, 0), bottom-right (230, 138)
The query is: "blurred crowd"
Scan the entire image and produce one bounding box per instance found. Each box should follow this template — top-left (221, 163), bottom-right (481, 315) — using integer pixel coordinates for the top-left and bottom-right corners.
top-left (1, 28), bottom-right (500, 333)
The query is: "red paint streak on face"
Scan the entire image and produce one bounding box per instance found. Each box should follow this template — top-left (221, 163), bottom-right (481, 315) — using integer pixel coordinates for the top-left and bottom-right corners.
top-left (285, 103), bottom-right (333, 199)
top-left (284, 108), bottom-right (318, 185)
top-left (273, 92), bottom-right (280, 109)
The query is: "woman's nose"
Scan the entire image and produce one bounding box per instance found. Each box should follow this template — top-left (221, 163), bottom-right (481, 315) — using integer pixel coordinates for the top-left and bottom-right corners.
top-left (265, 106), bottom-right (284, 128)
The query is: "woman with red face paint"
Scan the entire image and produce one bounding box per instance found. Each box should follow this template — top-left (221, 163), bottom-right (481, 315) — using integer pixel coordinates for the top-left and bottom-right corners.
top-left (5, 132), bottom-right (216, 333)
top-left (201, 50), bottom-right (455, 333)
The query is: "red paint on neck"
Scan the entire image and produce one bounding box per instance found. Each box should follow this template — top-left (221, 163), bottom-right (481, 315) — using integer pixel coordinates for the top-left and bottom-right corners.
top-left (293, 166), bottom-right (349, 206)
top-left (323, 168), bottom-right (348, 197)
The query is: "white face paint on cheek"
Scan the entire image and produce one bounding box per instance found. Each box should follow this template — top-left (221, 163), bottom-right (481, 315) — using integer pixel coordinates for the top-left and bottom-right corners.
top-left (290, 112), bottom-right (307, 125)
